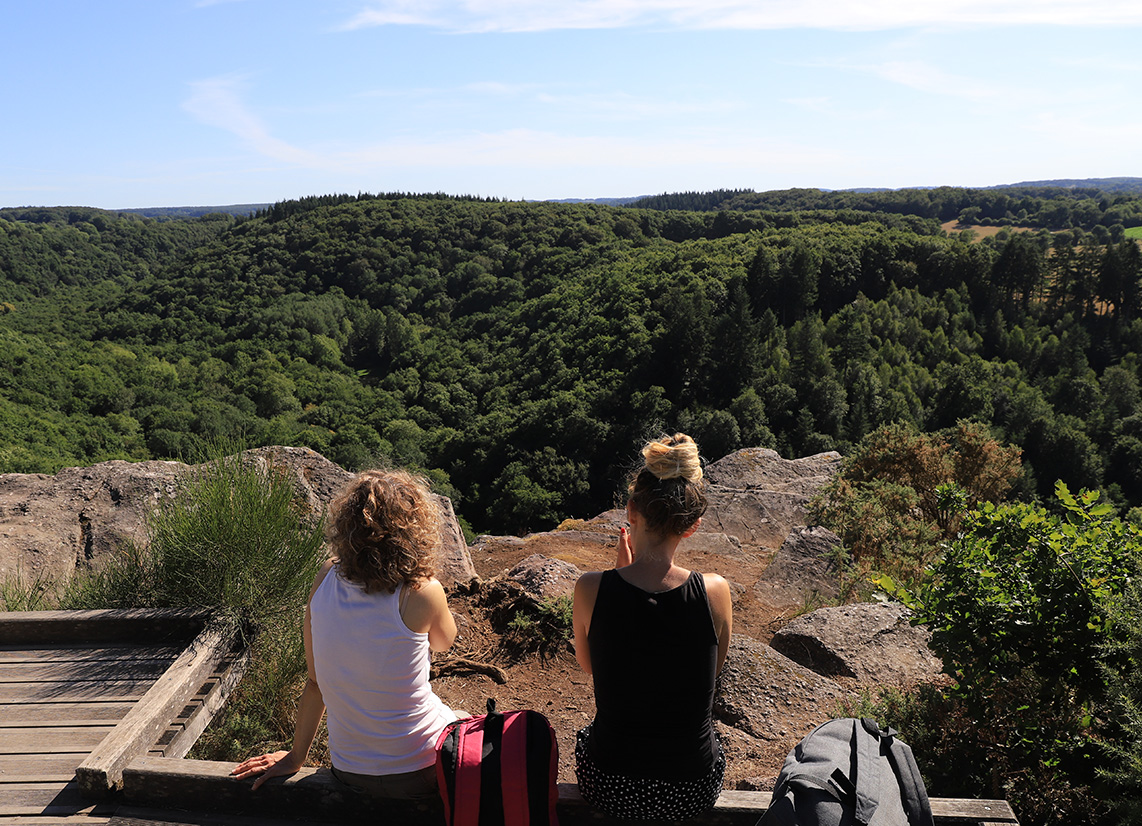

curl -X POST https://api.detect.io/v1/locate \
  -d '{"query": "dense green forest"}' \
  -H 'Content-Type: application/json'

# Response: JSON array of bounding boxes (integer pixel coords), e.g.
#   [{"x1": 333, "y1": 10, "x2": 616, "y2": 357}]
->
[{"x1": 3, "y1": 186, "x2": 1142, "y2": 536}]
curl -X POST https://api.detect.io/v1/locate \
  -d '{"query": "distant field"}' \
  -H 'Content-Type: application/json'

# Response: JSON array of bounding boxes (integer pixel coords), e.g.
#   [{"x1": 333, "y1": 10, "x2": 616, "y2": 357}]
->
[
  {"x1": 940, "y1": 220, "x2": 1035, "y2": 240},
  {"x1": 1126, "y1": 226, "x2": 1142, "y2": 240}
]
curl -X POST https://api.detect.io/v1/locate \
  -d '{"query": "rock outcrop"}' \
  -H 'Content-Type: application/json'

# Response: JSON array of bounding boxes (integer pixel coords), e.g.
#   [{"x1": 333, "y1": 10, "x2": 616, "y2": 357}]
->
[
  {"x1": 715, "y1": 634, "x2": 852, "y2": 741},
  {"x1": 752, "y1": 526, "x2": 845, "y2": 612},
  {"x1": 0, "y1": 447, "x2": 476, "y2": 588},
  {"x1": 504, "y1": 553, "x2": 582, "y2": 604},
  {"x1": 701, "y1": 449, "x2": 842, "y2": 557},
  {"x1": 770, "y1": 602, "x2": 944, "y2": 685}
]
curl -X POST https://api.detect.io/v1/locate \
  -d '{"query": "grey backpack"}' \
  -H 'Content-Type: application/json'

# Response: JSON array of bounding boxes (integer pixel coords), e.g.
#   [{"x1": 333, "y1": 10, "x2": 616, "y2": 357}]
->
[{"x1": 759, "y1": 718, "x2": 934, "y2": 826}]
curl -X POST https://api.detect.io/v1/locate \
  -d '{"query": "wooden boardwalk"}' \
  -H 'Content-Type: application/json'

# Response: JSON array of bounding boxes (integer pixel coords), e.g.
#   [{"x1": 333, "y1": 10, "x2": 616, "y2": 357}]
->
[
  {"x1": 1, "y1": 641, "x2": 178, "y2": 825},
  {"x1": 0, "y1": 611, "x2": 241, "y2": 826}
]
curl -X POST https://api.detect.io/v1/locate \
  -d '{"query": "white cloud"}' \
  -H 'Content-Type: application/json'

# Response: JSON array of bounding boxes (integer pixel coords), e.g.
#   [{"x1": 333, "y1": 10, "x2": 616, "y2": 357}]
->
[
  {"x1": 864, "y1": 60, "x2": 1000, "y2": 101},
  {"x1": 182, "y1": 76, "x2": 329, "y2": 168},
  {"x1": 339, "y1": 0, "x2": 1142, "y2": 33},
  {"x1": 341, "y1": 128, "x2": 837, "y2": 171}
]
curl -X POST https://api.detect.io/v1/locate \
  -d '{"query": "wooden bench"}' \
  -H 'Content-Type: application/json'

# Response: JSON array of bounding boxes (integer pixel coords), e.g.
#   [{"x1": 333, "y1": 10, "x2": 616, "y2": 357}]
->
[{"x1": 120, "y1": 756, "x2": 1020, "y2": 825}]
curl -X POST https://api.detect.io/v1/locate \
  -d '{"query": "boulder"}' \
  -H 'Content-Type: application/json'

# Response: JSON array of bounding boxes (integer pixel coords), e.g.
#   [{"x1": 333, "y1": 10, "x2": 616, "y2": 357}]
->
[
  {"x1": 770, "y1": 602, "x2": 944, "y2": 686},
  {"x1": 752, "y1": 526, "x2": 844, "y2": 612},
  {"x1": 0, "y1": 459, "x2": 185, "y2": 584},
  {"x1": 705, "y1": 449, "x2": 842, "y2": 496},
  {"x1": 715, "y1": 634, "x2": 852, "y2": 741},
  {"x1": 505, "y1": 553, "x2": 582, "y2": 603},
  {"x1": 434, "y1": 496, "x2": 477, "y2": 587}
]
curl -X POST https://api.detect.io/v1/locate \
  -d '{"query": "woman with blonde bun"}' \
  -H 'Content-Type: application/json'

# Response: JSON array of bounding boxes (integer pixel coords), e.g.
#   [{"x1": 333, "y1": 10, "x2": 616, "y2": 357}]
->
[
  {"x1": 231, "y1": 469, "x2": 461, "y2": 799},
  {"x1": 572, "y1": 434, "x2": 733, "y2": 820}
]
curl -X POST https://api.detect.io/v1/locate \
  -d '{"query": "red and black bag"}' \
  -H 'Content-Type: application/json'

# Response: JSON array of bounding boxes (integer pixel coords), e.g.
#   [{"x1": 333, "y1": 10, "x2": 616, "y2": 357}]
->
[{"x1": 435, "y1": 698, "x2": 560, "y2": 826}]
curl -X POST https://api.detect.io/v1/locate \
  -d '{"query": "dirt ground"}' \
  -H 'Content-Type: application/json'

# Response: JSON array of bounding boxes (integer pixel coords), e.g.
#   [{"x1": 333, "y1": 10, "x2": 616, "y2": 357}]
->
[{"x1": 426, "y1": 532, "x2": 834, "y2": 791}]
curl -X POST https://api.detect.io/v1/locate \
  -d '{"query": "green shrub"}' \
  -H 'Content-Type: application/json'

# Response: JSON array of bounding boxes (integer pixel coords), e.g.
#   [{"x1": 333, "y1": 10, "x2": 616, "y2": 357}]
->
[
  {"x1": 62, "y1": 450, "x2": 325, "y2": 630},
  {"x1": 0, "y1": 567, "x2": 58, "y2": 611},
  {"x1": 1100, "y1": 571, "x2": 1142, "y2": 822},
  {"x1": 875, "y1": 482, "x2": 1141, "y2": 824},
  {"x1": 504, "y1": 595, "x2": 573, "y2": 658}
]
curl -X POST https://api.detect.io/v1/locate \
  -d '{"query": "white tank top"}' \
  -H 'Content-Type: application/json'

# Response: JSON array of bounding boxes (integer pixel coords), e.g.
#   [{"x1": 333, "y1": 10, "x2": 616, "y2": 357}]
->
[{"x1": 309, "y1": 567, "x2": 456, "y2": 774}]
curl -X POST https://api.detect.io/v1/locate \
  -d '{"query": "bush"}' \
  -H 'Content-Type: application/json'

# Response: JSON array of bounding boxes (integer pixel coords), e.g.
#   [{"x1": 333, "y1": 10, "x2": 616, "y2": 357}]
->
[
  {"x1": 812, "y1": 420, "x2": 1022, "y2": 587},
  {"x1": 876, "y1": 482, "x2": 1141, "y2": 824},
  {"x1": 504, "y1": 595, "x2": 574, "y2": 659},
  {"x1": 1100, "y1": 570, "x2": 1142, "y2": 822},
  {"x1": 63, "y1": 450, "x2": 325, "y2": 630}
]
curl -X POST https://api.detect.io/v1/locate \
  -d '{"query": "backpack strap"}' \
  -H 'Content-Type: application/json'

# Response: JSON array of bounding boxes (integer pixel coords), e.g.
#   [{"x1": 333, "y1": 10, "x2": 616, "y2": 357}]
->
[
  {"x1": 454, "y1": 717, "x2": 485, "y2": 826},
  {"x1": 499, "y1": 711, "x2": 531, "y2": 826},
  {"x1": 853, "y1": 718, "x2": 882, "y2": 826},
  {"x1": 883, "y1": 737, "x2": 935, "y2": 826}
]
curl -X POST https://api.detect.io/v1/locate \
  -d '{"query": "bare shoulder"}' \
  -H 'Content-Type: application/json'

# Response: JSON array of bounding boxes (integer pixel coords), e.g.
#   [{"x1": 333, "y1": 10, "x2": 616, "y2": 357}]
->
[
  {"x1": 702, "y1": 572, "x2": 730, "y2": 594},
  {"x1": 308, "y1": 559, "x2": 336, "y2": 599},
  {"x1": 702, "y1": 572, "x2": 733, "y2": 609},
  {"x1": 574, "y1": 570, "x2": 604, "y2": 596},
  {"x1": 408, "y1": 577, "x2": 447, "y2": 602}
]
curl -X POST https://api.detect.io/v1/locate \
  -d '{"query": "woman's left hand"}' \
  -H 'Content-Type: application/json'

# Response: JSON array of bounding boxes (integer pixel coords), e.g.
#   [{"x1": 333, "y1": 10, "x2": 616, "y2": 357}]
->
[
  {"x1": 230, "y1": 750, "x2": 300, "y2": 790},
  {"x1": 616, "y1": 526, "x2": 633, "y2": 568}
]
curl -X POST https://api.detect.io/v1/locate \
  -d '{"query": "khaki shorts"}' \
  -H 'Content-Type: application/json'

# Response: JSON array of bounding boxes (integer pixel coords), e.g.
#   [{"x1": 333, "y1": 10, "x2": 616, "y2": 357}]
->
[{"x1": 331, "y1": 764, "x2": 438, "y2": 800}]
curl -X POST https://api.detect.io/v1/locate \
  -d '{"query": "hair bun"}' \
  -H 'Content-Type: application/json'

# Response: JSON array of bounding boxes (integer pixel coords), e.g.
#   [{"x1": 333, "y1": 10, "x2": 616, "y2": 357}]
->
[{"x1": 642, "y1": 433, "x2": 703, "y2": 483}]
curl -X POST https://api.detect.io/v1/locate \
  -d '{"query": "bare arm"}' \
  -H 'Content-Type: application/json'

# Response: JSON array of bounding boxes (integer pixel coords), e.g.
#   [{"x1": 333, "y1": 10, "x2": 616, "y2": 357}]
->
[
  {"x1": 232, "y1": 561, "x2": 333, "y2": 788},
  {"x1": 401, "y1": 577, "x2": 458, "y2": 652},
  {"x1": 704, "y1": 573, "x2": 733, "y2": 674},
  {"x1": 572, "y1": 572, "x2": 601, "y2": 675}
]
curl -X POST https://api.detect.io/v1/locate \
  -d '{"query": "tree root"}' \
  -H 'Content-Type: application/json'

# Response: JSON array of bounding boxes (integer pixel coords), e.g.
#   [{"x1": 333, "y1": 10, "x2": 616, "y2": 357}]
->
[{"x1": 431, "y1": 655, "x2": 508, "y2": 684}]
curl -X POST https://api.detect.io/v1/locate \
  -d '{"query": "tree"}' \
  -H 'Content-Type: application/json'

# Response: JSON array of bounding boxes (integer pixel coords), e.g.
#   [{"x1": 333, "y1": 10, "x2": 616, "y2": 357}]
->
[{"x1": 812, "y1": 421, "x2": 1022, "y2": 582}]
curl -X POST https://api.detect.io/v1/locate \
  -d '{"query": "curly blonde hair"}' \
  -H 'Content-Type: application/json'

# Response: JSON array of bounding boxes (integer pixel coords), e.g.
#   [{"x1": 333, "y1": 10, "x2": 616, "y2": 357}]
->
[{"x1": 327, "y1": 469, "x2": 441, "y2": 593}]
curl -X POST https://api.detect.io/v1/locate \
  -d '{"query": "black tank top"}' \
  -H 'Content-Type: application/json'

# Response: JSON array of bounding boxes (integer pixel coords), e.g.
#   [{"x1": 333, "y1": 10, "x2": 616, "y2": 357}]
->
[{"x1": 587, "y1": 568, "x2": 719, "y2": 781}]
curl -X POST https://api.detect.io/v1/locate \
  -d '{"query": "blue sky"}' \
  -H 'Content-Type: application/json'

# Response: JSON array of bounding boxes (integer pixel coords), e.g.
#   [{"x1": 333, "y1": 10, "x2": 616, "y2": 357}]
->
[{"x1": 3, "y1": 1, "x2": 1141, "y2": 209}]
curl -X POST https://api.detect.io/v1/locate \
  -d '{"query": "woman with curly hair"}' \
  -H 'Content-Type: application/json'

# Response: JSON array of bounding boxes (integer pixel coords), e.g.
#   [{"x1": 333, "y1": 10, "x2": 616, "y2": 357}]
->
[
  {"x1": 232, "y1": 469, "x2": 461, "y2": 799},
  {"x1": 572, "y1": 434, "x2": 733, "y2": 821}
]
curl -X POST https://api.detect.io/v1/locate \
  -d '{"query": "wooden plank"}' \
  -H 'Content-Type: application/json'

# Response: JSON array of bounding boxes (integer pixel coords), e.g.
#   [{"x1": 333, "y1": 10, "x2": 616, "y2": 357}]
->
[
  {"x1": 0, "y1": 719, "x2": 129, "y2": 729},
  {"x1": 0, "y1": 753, "x2": 86, "y2": 774},
  {"x1": 0, "y1": 818, "x2": 111, "y2": 826},
  {"x1": 0, "y1": 610, "x2": 210, "y2": 646},
  {"x1": 76, "y1": 624, "x2": 237, "y2": 797},
  {"x1": 111, "y1": 807, "x2": 346, "y2": 826},
  {"x1": 0, "y1": 646, "x2": 181, "y2": 664},
  {"x1": 0, "y1": 726, "x2": 113, "y2": 754},
  {"x1": 0, "y1": 681, "x2": 155, "y2": 702},
  {"x1": 0, "y1": 702, "x2": 135, "y2": 722},
  {"x1": 0, "y1": 660, "x2": 172, "y2": 682},
  {"x1": 0, "y1": 781, "x2": 88, "y2": 808},
  {"x1": 122, "y1": 757, "x2": 442, "y2": 822},
  {"x1": 0, "y1": 807, "x2": 102, "y2": 818},
  {"x1": 0, "y1": 820, "x2": 110, "y2": 826}
]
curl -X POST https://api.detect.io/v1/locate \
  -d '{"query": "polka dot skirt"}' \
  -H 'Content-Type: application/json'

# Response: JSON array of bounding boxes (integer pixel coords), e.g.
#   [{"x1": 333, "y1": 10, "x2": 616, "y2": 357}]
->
[{"x1": 574, "y1": 724, "x2": 725, "y2": 821}]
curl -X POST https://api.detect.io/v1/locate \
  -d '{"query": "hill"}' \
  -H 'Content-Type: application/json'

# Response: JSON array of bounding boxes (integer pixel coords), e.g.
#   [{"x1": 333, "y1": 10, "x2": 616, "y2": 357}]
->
[{"x1": 3, "y1": 192, "x2": 1142, "y2": 536}]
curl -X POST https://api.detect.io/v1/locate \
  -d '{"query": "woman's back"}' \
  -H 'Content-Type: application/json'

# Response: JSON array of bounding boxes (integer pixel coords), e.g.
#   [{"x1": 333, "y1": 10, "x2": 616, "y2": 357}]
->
[
  {"x1": 587, "y1": 568, "x2": 719, "y2": 781},
  {"x1": 310, "y1": 568, "x2": 454, "y2": 775}
]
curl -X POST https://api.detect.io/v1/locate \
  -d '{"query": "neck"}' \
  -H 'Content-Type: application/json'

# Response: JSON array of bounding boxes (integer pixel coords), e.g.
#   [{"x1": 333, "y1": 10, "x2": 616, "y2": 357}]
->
[{"x1": 630, "y1": 529, "x2": 682, "y2": 569}]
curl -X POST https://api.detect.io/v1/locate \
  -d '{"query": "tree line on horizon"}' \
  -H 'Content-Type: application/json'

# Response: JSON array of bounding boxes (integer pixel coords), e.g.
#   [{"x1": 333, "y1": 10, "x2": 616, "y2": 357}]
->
[{"x1": 3, "y1": 188, "x2": 1142, "y2": 535}]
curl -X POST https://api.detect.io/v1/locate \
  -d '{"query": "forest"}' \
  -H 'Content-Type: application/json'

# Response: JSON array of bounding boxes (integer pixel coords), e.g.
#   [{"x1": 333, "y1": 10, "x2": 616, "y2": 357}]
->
[{"x1": 3, "y1": 185, "x2": 1142, "y2": 537}]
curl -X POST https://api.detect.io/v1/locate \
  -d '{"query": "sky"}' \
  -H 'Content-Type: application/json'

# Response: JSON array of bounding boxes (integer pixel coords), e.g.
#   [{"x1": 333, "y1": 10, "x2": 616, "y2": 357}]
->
[{"x1": 2, "y1": 1, "x2": 1141, "y2": 209}]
